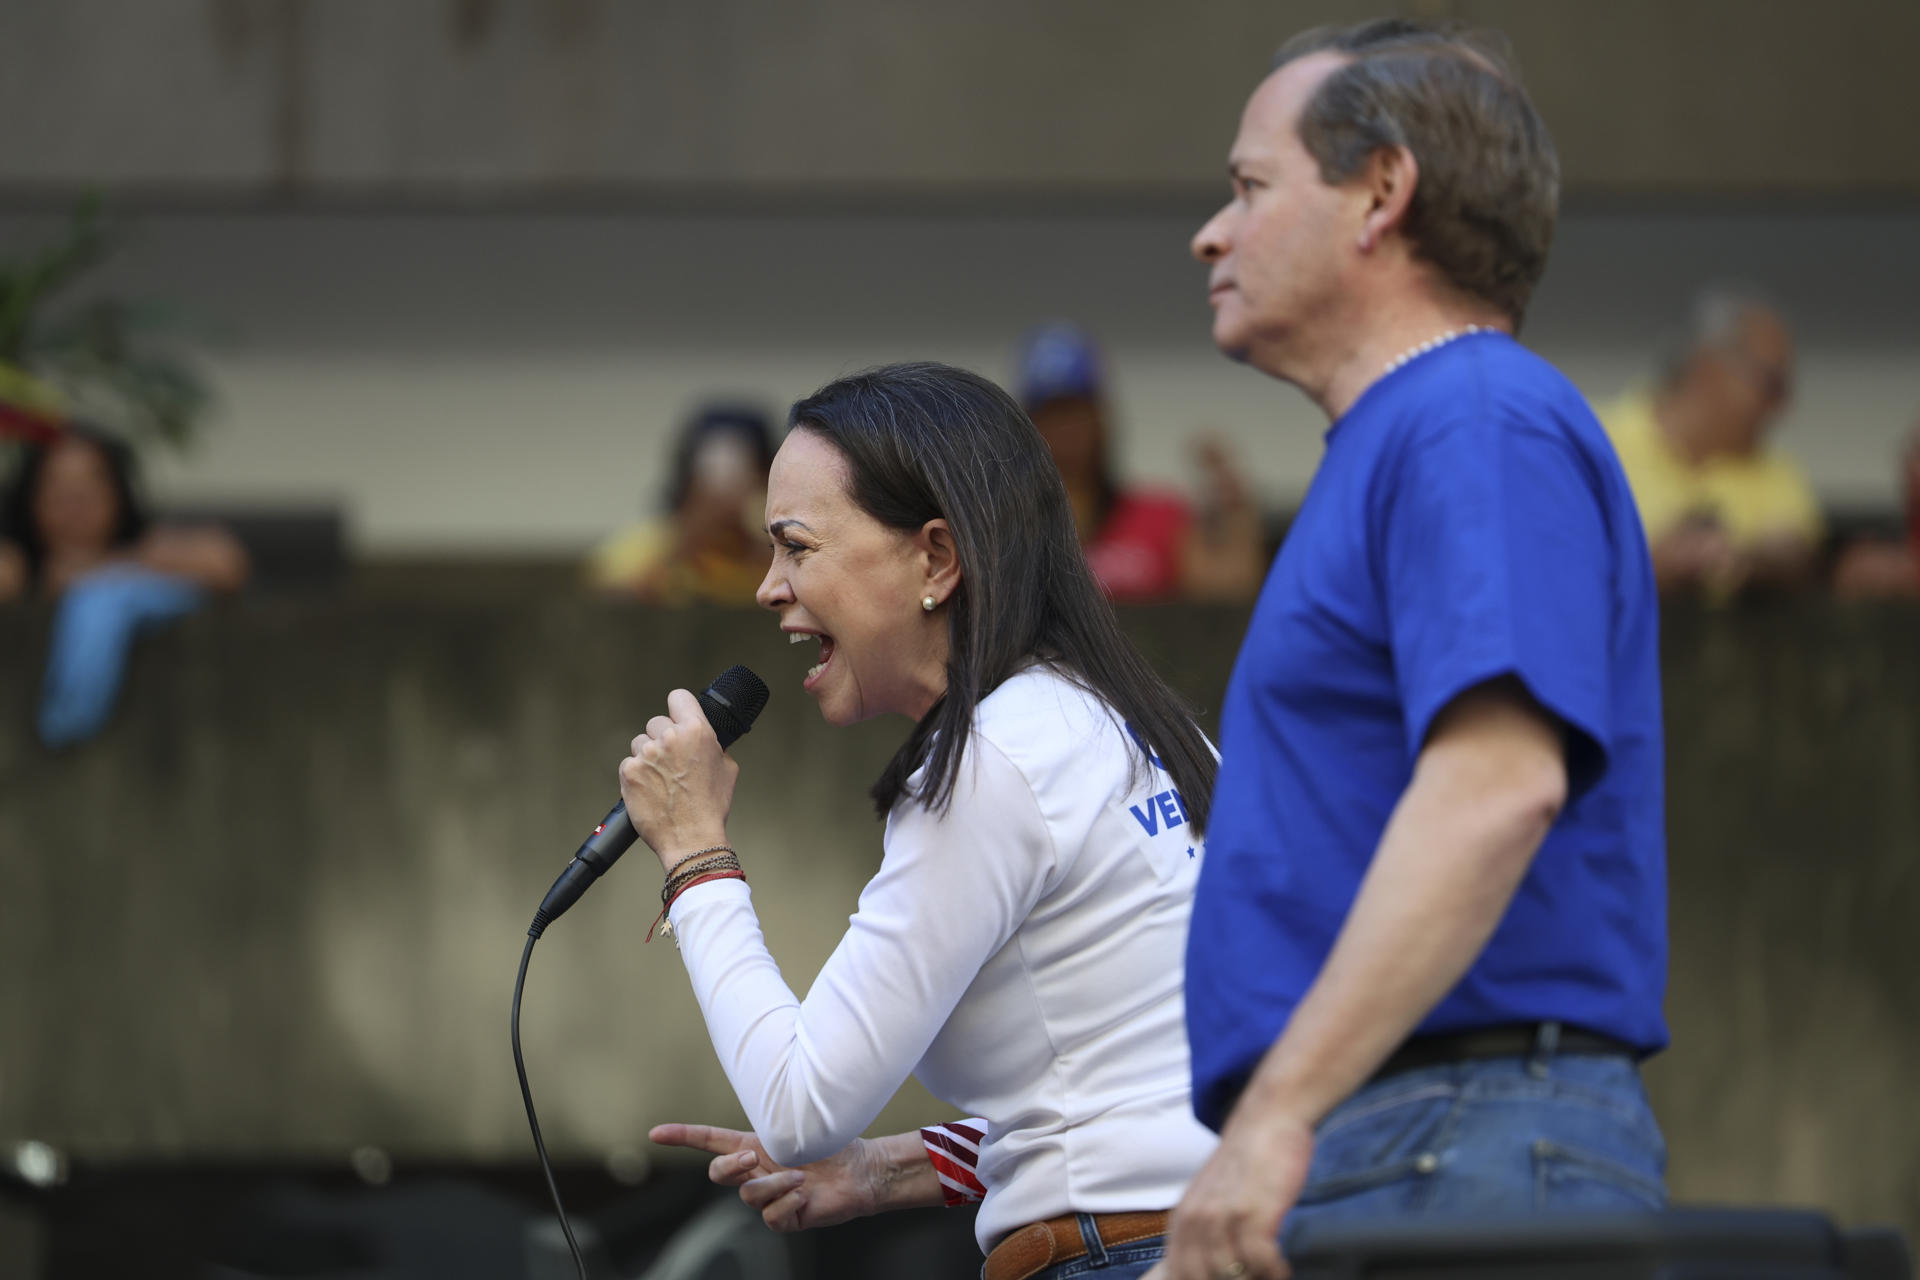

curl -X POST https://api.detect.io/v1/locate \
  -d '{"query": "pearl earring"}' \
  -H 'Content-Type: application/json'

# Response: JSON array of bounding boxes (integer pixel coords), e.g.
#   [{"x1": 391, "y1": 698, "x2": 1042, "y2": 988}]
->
[{"x1": 922, "y1": 595, "x2": 936, "y2": 612}]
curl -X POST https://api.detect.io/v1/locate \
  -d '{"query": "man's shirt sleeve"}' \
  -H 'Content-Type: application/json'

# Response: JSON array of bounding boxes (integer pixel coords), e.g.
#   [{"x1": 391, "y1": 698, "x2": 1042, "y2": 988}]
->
[{"x1": 1376, "y1": 416, "x2": 1616, "y2": 793}]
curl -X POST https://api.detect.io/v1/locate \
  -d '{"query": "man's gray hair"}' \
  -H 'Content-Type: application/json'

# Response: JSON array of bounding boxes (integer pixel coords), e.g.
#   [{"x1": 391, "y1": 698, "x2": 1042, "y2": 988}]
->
[{"x1": 1659, "y1": 283, "x2": 1786, "y2": 384}]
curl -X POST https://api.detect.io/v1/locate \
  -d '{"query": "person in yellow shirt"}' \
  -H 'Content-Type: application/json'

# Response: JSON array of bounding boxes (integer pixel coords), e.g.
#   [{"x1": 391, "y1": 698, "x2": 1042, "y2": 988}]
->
[
  {"x1": 1598, "y1": 289, "x2": 1821, "y2": 594},
  {"x1": 586, "y1": 403, "x2": 775, "y2": 604}
]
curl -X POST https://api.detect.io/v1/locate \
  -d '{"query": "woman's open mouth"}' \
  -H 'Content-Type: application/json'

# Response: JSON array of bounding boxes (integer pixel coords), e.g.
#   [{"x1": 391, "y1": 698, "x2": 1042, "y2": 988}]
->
[{"x1": 789, "y1": 629, "x2": 835, "y2": 690}]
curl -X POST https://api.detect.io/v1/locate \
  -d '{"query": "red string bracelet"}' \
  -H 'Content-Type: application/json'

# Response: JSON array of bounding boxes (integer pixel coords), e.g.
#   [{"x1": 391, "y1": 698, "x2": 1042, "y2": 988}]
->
[{"x1": 647, "y1": 869, "x2": 746, "y2": 944}]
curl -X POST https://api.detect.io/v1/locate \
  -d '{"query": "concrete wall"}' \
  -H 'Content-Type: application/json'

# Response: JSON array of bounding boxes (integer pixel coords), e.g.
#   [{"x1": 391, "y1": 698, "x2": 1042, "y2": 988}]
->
[
  {"x1": 1, "y1": 206, "x2": 1916, "y2": 553},
  {"x1": 5, "y1": 0, "x2": 1919, "y2": 193},
  {"x1": 0, "y1": 600, "x2": 1916, "y2": 1242}
]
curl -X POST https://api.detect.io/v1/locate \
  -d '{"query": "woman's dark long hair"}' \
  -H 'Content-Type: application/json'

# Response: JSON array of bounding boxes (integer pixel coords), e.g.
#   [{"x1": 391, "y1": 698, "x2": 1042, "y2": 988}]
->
[
  {"x1": 788, "y1": 361, "x2": 1216, "y2": 832},
  {"x1": 0, "y1": 423, "x2": 148, "y2": 583}
]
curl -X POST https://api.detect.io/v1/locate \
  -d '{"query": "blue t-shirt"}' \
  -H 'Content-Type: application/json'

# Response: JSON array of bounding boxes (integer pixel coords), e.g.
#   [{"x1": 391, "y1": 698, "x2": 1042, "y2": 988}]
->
[{"x1": 1186, "y1": 331, "x2": 1668, "y2": 1131}]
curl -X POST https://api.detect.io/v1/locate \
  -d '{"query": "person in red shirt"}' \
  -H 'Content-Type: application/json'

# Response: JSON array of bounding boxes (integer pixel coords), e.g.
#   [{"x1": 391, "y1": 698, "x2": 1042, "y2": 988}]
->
[{"x1": 1015, "y1": 322, "x2": 1264, "y2": 602}]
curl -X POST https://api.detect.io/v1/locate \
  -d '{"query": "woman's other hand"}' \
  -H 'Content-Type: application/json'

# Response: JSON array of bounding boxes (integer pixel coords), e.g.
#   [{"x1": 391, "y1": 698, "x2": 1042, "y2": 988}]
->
[
  {"x1": 649, "y1": 1123, "x2": 889, "y2": 1231},
  {"x1": 620, "y1": 688, "x2": 738, "y2": 870}
]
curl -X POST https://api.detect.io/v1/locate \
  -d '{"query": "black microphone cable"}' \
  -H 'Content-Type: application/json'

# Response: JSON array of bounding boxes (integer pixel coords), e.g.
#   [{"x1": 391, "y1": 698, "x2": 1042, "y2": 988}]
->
[
  {"x1": 513, "y1": 931, "x2": 589, "y2": 1280},
  {"x1": 511, "y1": 666, "x2": 770, "y2": 1280}
]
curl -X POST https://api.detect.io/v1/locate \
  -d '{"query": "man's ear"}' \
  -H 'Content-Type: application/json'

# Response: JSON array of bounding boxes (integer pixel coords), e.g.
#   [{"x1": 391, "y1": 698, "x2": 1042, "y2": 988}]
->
[
  {"x1": 1356, "y1": 145, "x2": 1419, "y2": 253},
  {"x1": 916, "y1": 519, "x2": 963, "y2": 603}
]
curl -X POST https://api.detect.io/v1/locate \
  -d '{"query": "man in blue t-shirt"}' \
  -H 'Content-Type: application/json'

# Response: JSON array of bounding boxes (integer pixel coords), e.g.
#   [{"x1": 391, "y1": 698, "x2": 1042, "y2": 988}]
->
[{"x1": 1151, "y1": 20, "x2": 1667, "y2": 1280}]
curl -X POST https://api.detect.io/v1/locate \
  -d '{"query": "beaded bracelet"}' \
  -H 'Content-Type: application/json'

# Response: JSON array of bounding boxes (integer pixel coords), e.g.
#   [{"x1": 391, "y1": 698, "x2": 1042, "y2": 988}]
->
[
  {"x1": 648, "y1": 871, "x2": 745, "y2": 946},
  {"x1": 649, "y1": 853, "x2": 746, "y2": 946},
  {"x1": 660, "y1": 852, "x2": 742, "y2": 904},
  {"x1": 661, "y1": 844, "x2": 735, "y2": 879},
  {"x1": 662, "y1": 848, "x2": 737, "y2": 884}
]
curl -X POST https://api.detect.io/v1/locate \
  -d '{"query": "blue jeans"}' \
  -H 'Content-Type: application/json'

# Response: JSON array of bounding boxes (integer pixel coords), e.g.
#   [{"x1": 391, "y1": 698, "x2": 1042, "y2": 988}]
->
[
  {"x1": 1280, "y1": 1051, "x2": 1666, "y2": 1254},
  {"x1": 993, "y1": 1214, "x2": 1166, "y2": 1280}
]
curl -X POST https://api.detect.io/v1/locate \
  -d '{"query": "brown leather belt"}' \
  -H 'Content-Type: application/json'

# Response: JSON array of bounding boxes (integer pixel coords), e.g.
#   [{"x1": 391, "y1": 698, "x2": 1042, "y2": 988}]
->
[{"x1": 983, "y1": 1211, "x2": 1170, "y2": 1280}]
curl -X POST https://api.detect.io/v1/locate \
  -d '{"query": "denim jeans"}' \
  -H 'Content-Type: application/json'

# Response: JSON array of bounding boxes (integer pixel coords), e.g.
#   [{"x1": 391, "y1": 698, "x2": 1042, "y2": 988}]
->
[
  {"x1": 1279, "y1": 1051, "x2": 1667, "y2": 1254},
  {"x1": 989, "y1": 1213, "x2": 1167, "y2": 1280}
]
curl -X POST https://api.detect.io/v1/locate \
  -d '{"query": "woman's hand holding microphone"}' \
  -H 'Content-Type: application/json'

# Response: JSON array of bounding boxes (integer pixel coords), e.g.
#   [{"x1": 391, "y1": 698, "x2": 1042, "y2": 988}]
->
[{"x1": 619, "y1": 688, "x2": 741, "y2": 872}]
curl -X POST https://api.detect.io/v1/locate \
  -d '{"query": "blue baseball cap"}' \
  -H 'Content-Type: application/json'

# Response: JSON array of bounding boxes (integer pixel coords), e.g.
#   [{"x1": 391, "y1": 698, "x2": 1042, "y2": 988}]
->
[{"x1": 1014, "y1": 322, "x2": 1105, "y2": 410}]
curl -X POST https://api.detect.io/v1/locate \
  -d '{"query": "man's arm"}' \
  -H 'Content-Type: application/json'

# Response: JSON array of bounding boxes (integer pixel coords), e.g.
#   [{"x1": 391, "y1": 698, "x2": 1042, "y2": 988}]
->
[
  {"x1": 136, "y1": 525, "x2": 251, "y2": 592},
  {"x1": 1647, "y1": 519, "x2": 1736, "y2": 592},
  {"x1": 1151, "y1": 676, "x2": 1567, "y2": 1280},
  {"x1": 1180, "y1": 434, "x2": 1268, "y2": 602},
  {"x1": 1229, "y1": 676, "x2": 1566, "y2": 1125},
  {"x1": 1736, "y1": 528, "x2": 1817, "y2": 589},
  {"x1": 1744, "y1": 458, "x2": 1826, "y2": 590}
]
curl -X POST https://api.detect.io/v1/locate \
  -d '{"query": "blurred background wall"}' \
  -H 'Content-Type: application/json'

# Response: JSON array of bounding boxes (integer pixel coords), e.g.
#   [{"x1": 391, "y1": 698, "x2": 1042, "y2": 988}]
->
[{"x1": 7, "y1": 0, "x2": 1918, "y2": 191}]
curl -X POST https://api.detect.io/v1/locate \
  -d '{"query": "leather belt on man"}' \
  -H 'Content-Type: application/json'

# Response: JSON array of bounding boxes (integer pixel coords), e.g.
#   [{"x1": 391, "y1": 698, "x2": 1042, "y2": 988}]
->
[
  {"x1": 1369, "y1": 1021, "x2": 1640, "y2": 1085},
  {"x1": 983, "y1": 1211, "x2": 1170, "y2": 1280},
  {"x1": 1213, "y1": 1021, "x2": 1640, "y2": 1121}
]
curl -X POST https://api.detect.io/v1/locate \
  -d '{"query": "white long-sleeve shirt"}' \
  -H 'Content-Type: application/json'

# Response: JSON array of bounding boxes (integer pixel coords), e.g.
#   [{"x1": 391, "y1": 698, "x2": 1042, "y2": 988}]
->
[{"x1": 668, "y1": 665, "x2": 1217, "y2": 1250}]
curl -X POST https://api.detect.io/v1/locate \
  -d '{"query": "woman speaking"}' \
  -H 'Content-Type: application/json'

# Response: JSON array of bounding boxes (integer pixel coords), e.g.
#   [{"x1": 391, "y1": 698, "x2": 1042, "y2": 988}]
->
[{"x1": 618, "y1": 362, "x2": 1217, "y2": 1280}]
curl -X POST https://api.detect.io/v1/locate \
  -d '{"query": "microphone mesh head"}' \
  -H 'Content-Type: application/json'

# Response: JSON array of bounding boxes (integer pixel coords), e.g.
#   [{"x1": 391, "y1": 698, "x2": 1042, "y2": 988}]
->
[{"x1": 700, "y1": 665, "x2": 771, "y2": 749}]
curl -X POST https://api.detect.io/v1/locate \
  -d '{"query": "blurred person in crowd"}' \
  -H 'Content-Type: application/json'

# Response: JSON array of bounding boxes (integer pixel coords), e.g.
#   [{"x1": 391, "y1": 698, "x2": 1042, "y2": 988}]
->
[
  {"x1": 628, "y1": 363, "x2": 1218, "y2": 1280},
  {"x1": 1832, "y1": 416, "x2": 1920, "y2": 599},
  {"x1": 1016, "y1": 322, "x2": 1266, "y2": 602},
  {"x1": 586, "y1": 402, "x2": 776, "y2": 605},
  {"x1": 1158, "y1": 20, "x2": 1665, "y2": 1280},
  {"x1": 1598, "y1": 287, "x2": 1821, "y2": 594},
  {"x1": 0, "y1": 423, "x2": 247, "y2": 745},
  {"x1": 0, "y1": 423, "x2": 248, "y2": 599}
]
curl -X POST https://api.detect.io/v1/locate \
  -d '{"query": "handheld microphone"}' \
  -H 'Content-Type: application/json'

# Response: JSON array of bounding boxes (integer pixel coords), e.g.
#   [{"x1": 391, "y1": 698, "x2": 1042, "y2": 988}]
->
[{"x1": 530, "y1": 664, "x2": 770, "y2": 936}]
